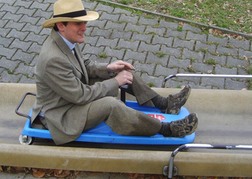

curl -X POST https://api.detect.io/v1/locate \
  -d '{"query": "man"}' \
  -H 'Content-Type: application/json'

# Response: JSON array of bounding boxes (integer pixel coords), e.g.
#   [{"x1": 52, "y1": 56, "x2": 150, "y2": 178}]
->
[{"x1": 32, "y1": 0, "x2": 198, "y2": 145}]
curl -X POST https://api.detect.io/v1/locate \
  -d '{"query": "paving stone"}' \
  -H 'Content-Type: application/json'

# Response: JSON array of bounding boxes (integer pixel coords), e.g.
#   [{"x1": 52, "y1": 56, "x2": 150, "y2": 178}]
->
[
  {"x1": 119, "y1": 14, "x2": 139, "y2": 24},
  {"x1": 125, "y1": 23, "x2": 146, "y2": 33},
  {"x1": 100, "y1": 12, "x2": 120, "y2": 21},
  {"x1": 173, "y1": 38, "x2": 195, "y2": 50},
  {"x1": 146, "y1": 52, "x2": 169, "y2": 66},
  {"x1": 34, "y1": 9, "x2": 52, "y2": 19},
  {"x1": 85, "y1": 36, "x2": 99, "y2": 46},
  {"x1": 82, "y1": 44, "x2": 105, "y2": 55},
  {"x1": 10, "y1": 39, "x2": 32, "y2": 51},
  {"x1": 7, "y1": 29, "x2": 28, "y2": 41},
  {"x1": 0, "y1": 36, "x2": 14, "y2": 48},
  {"x1": 182, "y1": 48, "x2": 204, "y2": 62},
  {"x1": 225, "y1": 78, "x2": 247, "y2": 90},
  {"x1": 239, "y1": 49, "x2": 252, "y2": 60},
  {"x1": 183, "y1": 23, "x2": 202, "y2": 33},
  {"x1": 208, "y1": 34, "x2": 228, "y2": 46},
  {"x1": 118, "y1": 39, "x2": 140, "y2": 51},
  {"x1": 2, "y1": 12, "x2": 22, "y2": 22},
  {"x1": 145, "y1": 26, "x2": 166, "y2": 36},
  {"x1": 1, "y1": 3, "x2": 19, "y2": 13},
  {"x1": 140, "y1": 72, "x2": 164, "y2": 87},
  {"x1": 124, "y1": 50, "x2": 147, "y2": 63},
  {"x1": 193, "y1": 63, "x2": 214, "y2": 73},
  {"x1": 95, "y1": 3, "x2": 114, "y2": 13},
  {"x1": 168, "y1": 56, "x2": 191, "y2": 70},
  {"x1": 113, "y1": 7, "x2": 132, "y2": 15},
  {"x1": 0, "y1": 57, "x2": 19, "y2": 71},
  {"x1": 88, "y1": 19, "x2": 107, "y2": 29},
  {"x1": 228, "y1": 37, "x2": 250, "y2": 50},
  {"x1": 215, "y1": 64, "x2": 237, "y2": 75},
  {"x1": 154, "y1": 64, "x2": 178, "y2": 77},
  {"x1": 132, "y1": 32, "x2": 152, "y2": 44},
  {"x1": 161, "y1": 45, "x2": 182, "y2": 58},
  {"x1": 25, "y1": 32, "x2": 47, "y2": 45},
  {"x1": 91, "y1": 27, "x2": 112, "y2": 38},
  {"x1": 12, "y1": 49, "x2": 36, "y2": 65},
  {"x1": 104, "y1": 46, "x2": 125, "y2": 60},
  {"x1": 152, "y1": 35, "x2": 173, "y2": 47},
  {"x1": 85, "y1": 0, "x2": 98, "y2": 10},
  {"x1": 166, "y1": 29, "x2": 186, "y2": 39},
  {"x1": 0, "y1": 44, "x2": 17, "y2": 59},
  {"x1": 201, "y1": 77, "x2": 225, "y2": 89},
  {"x1": 0, "y1": 18, "x2": 8, "y2": 28},
  {"x1": 105, "y1": 21, "x2": 126, "y2": 31},
  {"x1": 27, "y1": 42, "x2": 42, "y2": 54},
  {"x1": 19, "y1": 14, "x2": 40, "y2": 25},
  {"x1": 13, "y1": 0, "x2": 33, "y2": 8},
  {"x1": 16, "y1": 6, "x2": 36, "y2": 16},
  {"x1": 186, "y1": 31, "x2": 207, "y2": 42},
  {"x1": 138, "y1": 41, "x2": 160, "y2": 53},
  {"x1": 205, "y1": 52, "x2": 227, "y2": 66},
  {"x1": 226, "y1": 56, "x2": 248, "y2": 68},
  {"x1": 134, "y1": 61, "x2": 155, "y2": 75},
  {"x1": 30, "y1": 1, "x2": 50, "y2": 11},
  {"x1": 22, "y1": 23, "x2": 42, "y2": 34},
  {"x1": 195, "y1": 41, "x2": 216, "y2": 54},
  {"x1": 138, "y1": 16, "x2": 159, "y2": 26},
  {"x1": 111, "y1": 30, "x2": 132, "y2": 41},
  {"x1": 159, "y1": 20, "x2": 178, "y2": 30},
  {"x1": 0, "y1": 71, "x2": 22, "y2": 83},
  {"x1": 216, "y1": 46, "x2": 238, "y2": 56},
  {"x1": 5, "y1": 20, "x2": 26, "y2": 31}
]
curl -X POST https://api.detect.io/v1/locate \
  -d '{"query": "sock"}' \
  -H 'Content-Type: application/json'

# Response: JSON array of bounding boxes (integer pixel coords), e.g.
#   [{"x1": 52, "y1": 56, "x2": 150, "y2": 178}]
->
[
  {"x1": 151, "y1": 95, "x2": 168, "y2": 109},
  {"x1": 159, "y1": 122, "x2": 172, "y2": 137}
]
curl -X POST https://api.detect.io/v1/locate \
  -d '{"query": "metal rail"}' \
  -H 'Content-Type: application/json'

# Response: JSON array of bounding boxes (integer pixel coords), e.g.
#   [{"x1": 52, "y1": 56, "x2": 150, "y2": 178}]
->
[
  {"x1": 163, "y1": 143, "x2": 252, "y2": 179},
  {"x1": 162, "y1": 74, "x2": 252, "y2": 87}
]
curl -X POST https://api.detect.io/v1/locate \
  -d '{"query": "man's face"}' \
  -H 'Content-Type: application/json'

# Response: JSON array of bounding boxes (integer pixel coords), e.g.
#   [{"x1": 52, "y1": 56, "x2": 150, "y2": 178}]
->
[{"x1": 57, "y1": 21, "x2": 87, "y2": 44}]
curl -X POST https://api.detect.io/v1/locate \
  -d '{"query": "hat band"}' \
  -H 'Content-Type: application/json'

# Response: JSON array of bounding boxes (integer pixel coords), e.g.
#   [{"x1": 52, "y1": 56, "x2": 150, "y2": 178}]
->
[{"x1": 53, "y1": 10, "x2": 87, "y2": 18}]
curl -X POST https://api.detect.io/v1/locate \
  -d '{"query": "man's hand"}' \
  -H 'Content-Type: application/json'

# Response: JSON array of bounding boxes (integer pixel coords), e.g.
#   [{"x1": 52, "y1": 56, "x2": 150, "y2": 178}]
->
[
  {"x1": 114, "y1": 70, "x2": 133, "y2": 86},
  {"x1": 107, "y1": 60, "x2": 135, "y2": 73}
]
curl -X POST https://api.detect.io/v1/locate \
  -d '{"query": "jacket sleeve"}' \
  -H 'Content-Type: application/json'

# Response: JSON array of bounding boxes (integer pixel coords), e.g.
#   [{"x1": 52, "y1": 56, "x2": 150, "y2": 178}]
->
[{"x1": 42, "y1": 56, "x2": 119, "y2": 105}]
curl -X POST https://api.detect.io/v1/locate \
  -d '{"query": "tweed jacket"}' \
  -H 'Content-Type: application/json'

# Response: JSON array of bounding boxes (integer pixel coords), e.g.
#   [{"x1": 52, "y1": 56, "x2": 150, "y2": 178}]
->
[{"x1": 32, "y1": 29, "x2": 119, "y2": 145}]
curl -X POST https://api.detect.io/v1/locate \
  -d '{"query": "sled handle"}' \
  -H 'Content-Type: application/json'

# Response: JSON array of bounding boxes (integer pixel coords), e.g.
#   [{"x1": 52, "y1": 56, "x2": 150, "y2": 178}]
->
[
  {"x1": 162, "y1": 73, "x2": 252, "y2": 87},
  {"x1": 15, "y1": 92, "x2": 36, "y2": 119},
  {"x1": 163, "y1": 143, "x2": 252, "y2": 178}
]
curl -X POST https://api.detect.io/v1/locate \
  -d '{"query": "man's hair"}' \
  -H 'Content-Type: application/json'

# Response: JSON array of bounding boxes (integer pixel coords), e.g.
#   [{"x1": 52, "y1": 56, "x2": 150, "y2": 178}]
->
[{"x1": 53, "y1": 22, "x2": 68, "y2": 31}]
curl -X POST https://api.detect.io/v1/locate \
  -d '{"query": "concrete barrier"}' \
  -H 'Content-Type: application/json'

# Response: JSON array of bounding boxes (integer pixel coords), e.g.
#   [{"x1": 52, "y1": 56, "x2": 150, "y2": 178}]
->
[{"x1": 0, "y1": 83, "x2": 252, "y2": 177}]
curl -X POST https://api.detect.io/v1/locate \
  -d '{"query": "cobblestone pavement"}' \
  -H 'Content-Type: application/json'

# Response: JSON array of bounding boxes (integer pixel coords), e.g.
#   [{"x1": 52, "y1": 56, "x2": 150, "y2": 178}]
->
[{"x1": 0, "y1": 0, "x2": 252, "y2": 89}]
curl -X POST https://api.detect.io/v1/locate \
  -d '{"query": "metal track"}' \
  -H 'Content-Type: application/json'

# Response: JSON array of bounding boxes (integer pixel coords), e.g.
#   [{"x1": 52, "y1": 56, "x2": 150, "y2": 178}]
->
[{"x1": 162, "y1": 73, "x2": 252, "y2": 87}]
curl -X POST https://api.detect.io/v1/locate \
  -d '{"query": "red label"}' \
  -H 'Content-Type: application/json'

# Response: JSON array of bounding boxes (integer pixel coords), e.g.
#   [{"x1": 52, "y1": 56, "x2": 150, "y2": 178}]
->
[{"x1": 147, "y1": 114, "x2": 165, "y2": 121}]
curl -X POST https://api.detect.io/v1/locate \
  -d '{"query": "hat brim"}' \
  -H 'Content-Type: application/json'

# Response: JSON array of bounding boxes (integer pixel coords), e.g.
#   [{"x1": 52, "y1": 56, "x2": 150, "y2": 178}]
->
[{"x1": 42, "y1": 11, "x2": 99, "y2": 28}]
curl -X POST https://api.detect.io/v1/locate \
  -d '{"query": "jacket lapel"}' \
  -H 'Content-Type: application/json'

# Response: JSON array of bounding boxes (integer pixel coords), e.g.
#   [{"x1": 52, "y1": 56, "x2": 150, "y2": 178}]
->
[{"x1": 51, "y1": 30, "x2": 89, "y2": 84}]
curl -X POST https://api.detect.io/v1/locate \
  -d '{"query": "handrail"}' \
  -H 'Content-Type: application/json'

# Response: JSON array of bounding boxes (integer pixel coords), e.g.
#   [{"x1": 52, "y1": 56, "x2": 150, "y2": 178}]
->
[
  {"x1": 162, "y1": 74, "x2": 252, "y2": 87},
  {"x1": 15, "y1": 92, "x2": 36, "y2": 119},
  {"x1": 163, "y1": 143, "x2": 252, "y2": 178}
]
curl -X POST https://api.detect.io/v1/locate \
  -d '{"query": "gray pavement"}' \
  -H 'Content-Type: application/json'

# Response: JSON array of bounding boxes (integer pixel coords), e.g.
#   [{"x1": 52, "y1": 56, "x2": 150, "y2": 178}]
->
[{"x1": 0, "y1": 0, "x2": 252, "y2": 90}]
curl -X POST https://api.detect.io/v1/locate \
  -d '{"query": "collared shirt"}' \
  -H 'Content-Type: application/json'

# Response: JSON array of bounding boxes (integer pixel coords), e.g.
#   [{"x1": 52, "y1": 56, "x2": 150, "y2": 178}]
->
[{"x1": 57, "y1": 32, "x2": 76, "y2": 51}]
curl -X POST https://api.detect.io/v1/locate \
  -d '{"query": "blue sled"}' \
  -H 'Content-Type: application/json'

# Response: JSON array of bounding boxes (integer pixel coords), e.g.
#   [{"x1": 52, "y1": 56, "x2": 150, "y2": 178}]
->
[{"x1": 19, "y1": 100, "x2": 195, "y2": 145}]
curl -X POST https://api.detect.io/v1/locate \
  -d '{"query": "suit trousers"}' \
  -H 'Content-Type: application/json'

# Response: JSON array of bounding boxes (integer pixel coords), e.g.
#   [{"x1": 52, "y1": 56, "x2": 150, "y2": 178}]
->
[
  {"x1": 83, "y1": 97, "x2": 161, "y2": 136},
  {"x1": 83, "y1": 74, "x2": 162, "y2": 136}
]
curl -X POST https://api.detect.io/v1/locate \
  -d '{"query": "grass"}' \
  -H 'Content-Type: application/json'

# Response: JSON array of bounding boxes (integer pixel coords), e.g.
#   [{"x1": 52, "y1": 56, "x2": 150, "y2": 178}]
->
[{"x1": 110, "y1": 0, "x2": 252, "y2": 34}]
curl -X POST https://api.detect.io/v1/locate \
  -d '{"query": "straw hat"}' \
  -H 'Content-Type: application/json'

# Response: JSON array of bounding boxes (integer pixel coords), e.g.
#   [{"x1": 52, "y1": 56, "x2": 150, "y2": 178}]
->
[{"x1": 43, "y1": 0, "x2": 99, "y2": 28}]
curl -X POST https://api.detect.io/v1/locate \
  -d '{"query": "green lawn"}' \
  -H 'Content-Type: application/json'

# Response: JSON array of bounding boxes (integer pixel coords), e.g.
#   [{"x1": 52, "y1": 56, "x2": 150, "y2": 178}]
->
[{"x1": 111, "y1": 0, "x2": 252, "y2": 34}]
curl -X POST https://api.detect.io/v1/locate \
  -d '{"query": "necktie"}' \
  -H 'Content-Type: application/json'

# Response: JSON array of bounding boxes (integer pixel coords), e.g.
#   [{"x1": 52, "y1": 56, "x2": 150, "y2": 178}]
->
[{"x1": 72, "y1": 48, "x2": 86, "y2": 83}]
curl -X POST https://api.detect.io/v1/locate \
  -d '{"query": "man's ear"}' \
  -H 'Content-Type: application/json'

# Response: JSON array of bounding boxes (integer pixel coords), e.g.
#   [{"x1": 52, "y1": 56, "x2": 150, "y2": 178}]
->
[{"x1": 55, "y1": 22, "x2": 65, "y2": 31}]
